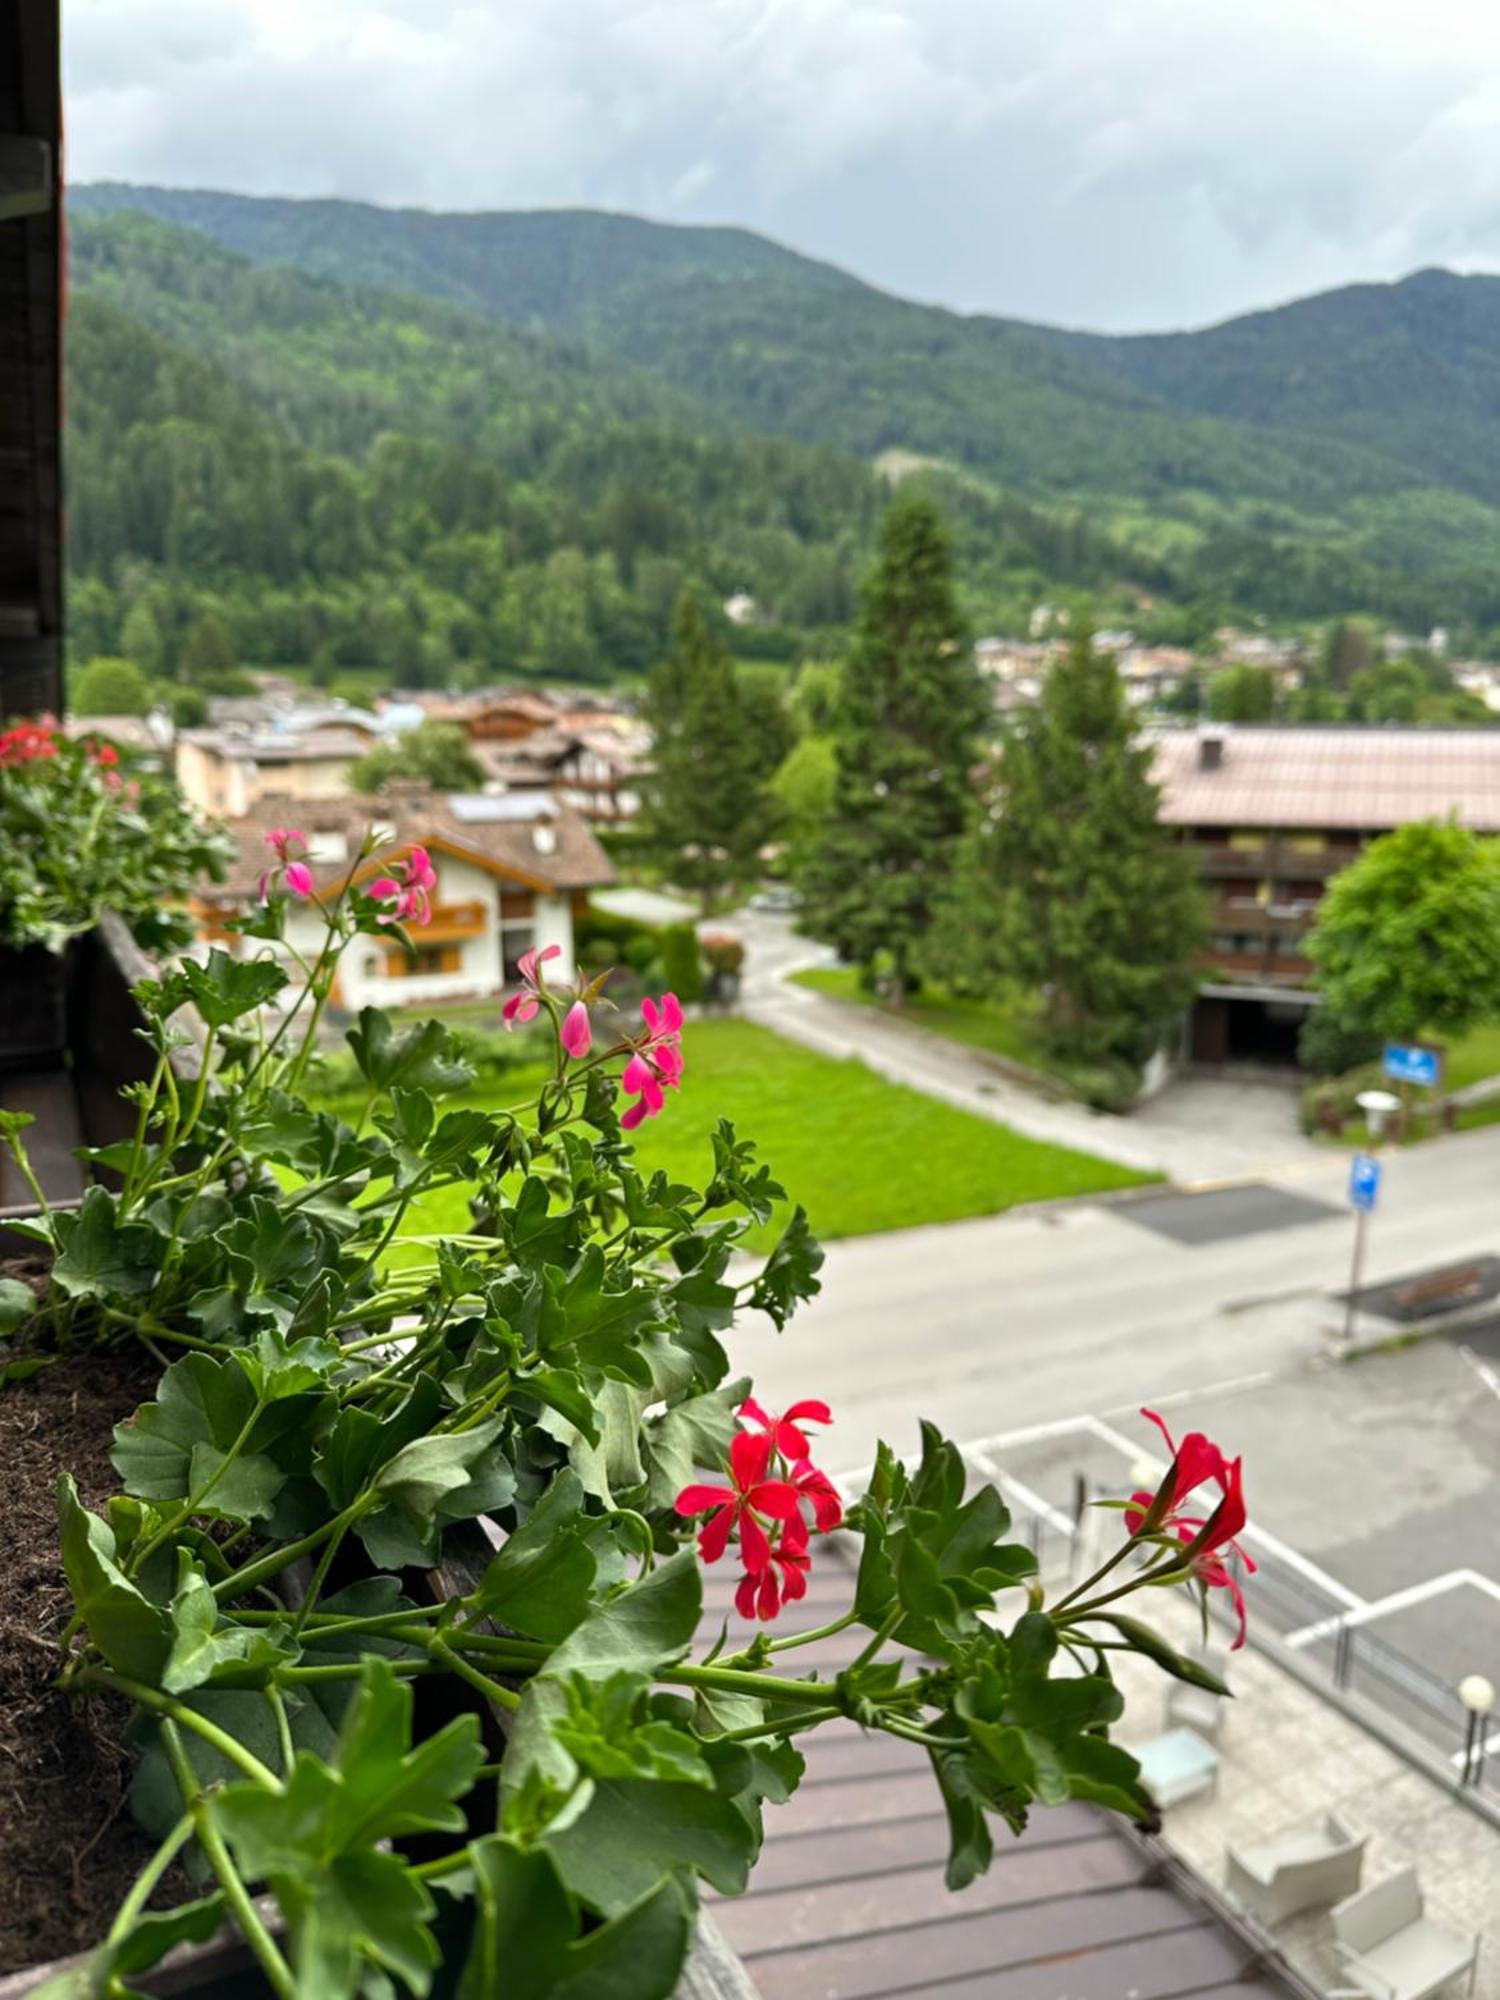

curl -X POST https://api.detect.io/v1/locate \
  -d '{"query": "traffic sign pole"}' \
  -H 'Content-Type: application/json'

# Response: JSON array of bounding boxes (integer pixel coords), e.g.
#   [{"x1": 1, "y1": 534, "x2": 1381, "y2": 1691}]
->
[{"x1": 1343, "y1": 1203, "x2": 1369, "y2": 1346}]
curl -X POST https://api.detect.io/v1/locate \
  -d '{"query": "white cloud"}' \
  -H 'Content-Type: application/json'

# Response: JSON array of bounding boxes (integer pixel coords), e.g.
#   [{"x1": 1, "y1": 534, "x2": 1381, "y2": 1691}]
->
[{"x1": 62, "y1": 0, "x2": 1500, "y2": 329}]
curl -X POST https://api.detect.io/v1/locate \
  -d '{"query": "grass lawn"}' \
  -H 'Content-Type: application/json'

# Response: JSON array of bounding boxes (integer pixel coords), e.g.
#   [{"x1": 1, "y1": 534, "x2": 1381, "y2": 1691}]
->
[
  {"x1": 789, "y1": 968, "x2": 1057, "y2": 1076},
  {"x1": 1438, "y1": 1022, "x2": 1500, "y2": 1094},
  {"x1": 353, "y1": 1018, "x2": 1151, "y2": 1260}
]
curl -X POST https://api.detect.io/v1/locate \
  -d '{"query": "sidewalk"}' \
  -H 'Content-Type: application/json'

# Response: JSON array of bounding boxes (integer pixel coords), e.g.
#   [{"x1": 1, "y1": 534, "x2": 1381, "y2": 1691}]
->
[{"x1": 1113, "y1": 1591, "x2": 1500, "y2": 1998}]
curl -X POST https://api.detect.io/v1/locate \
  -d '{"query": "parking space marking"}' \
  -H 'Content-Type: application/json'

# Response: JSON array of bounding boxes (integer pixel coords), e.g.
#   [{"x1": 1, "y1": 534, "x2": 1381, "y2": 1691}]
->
[
  {"x1": 1284, "y1": 1568, "x2": 1500, "y2": 1650},
  {"x1": 1458, "y1": 1343, "x2": 1500, "y2": 1400}
]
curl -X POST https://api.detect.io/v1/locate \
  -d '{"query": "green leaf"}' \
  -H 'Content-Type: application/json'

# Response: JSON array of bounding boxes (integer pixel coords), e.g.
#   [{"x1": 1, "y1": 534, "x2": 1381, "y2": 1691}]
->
[
  {"x1": 345, "y1": 1008, "x2": 473, "y2": 1095},
  {"x1": 50, "y1": 1186, "x2": 161, "y2": 1301},
  {"x1": 545, "y1": 1773, "x2": 757, "y2": 1914},
  {"x1": 110, "y1": 1351, "x2": 326, "y2": 1524},
  {"x1": 552, "y1": 1673, "x2": 714, "y2": 1789},
  {"x1": 1061, "y1": 1733, "x2": 1155, "y2": 1821},
  {"x1": 473, "y1": 1470, "x2": 598, "y2": 1643},
  {"x1": 57, "y1": 1473, "x2": 172, "y2": 1683},
  {"x1": 212, "y1": 1659, "x2": 484, "y2": 2000},
  {"x1": 522, "y1": 1367, "x2": 603, "y2": 1448},
  {"x1": 29, "y1": 1893, "x2": 228, "y2": 1999},
  {"x1": 0, "y1": 1275, "x2": 35, "y2": 1333},
  {"x1": 747, "y1": 1204, "x2": 824, "y2": 1330},
  {"x1": 371, "y1": 1419, "x2": 505, "y2": 1517},
  {"x1": 504, "y1": 1553, "x2": 702, "y2": 1790},
  {"x1": 461, "y1": 1836, "x2": 690, "y2": 2000},
  {"x1": 162, "y1": 1552, "x2": 289, "y2": 1694},
  {"x1": 1092, "y1": 1614, "x2": 1232, "y2": 1695},
  {"x1": 0, "y1": 1352, "x2": 58, "y2": 1385},
  {"x1": 175, "y1": 948, "x2": 287, "y2": 1028}
]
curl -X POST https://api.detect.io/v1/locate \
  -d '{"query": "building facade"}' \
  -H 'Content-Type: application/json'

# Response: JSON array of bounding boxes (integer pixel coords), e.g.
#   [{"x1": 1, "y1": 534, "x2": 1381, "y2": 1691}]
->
[
  {"x1": 193, "y1": 789, "x2": 615, "y2": 1014},
  {"x1": 1150, "y1": 726, "x2": 1500, "y2": 1062}
]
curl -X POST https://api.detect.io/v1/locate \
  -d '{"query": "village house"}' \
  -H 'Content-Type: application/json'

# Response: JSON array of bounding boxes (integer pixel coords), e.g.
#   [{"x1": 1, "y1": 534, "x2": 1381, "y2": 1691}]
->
[
  {"x1": 175, "y1": 718, "x2": 382, "y2": 817},
  {"x1": 1150, "y1": 724, "x2": 1500, "y2": 1062},
  {"x1": 192, "y1": 787, "x2": 615, "y2": 1012}
]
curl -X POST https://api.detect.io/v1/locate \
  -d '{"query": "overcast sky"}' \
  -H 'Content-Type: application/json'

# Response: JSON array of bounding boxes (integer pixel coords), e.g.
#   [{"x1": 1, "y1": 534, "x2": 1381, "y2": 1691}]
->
[{"x1": 63, "y1": 0, "x2": 1500, "y2": 333}]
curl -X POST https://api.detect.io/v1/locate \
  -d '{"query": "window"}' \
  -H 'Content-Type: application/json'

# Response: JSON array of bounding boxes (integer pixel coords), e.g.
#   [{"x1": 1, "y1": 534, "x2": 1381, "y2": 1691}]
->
[
  {"x1": 1228, "y1": 830, "x2": 1268, "y2": 852},
  {"x1": 503, "y1": 932, "x2": 535, "y2": 981},
  {"x1": 412, "y1": 946, "x2": 461, "y2": 976},
  {"x1": 306, "y1": 829, "x2": 348, "y2": 864}
]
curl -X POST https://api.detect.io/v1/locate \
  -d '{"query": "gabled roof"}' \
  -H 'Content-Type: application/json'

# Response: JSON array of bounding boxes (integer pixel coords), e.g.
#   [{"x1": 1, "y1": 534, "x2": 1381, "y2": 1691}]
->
[
  {"x1": 210, "y1": 787, "x2": 616, "y2": 900},
  {"x1": 1149, "y1": 725, "x2": 1500, "y2": 832}
]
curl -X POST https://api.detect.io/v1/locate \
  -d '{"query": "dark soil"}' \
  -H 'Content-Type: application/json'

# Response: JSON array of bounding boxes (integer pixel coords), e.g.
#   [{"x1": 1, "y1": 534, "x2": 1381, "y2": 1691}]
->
[{"x1": 0, "y1": 1336, "x2": 192, "y2": 1974}]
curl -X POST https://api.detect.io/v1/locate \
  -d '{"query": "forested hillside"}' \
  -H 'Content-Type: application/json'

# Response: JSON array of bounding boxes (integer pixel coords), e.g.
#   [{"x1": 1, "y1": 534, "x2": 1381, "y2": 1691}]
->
[
  {"x1": 65, "y1": 212, "x2": 1143, "y2": 687},
  {"x1": 70, "y1": 183, "x2": 1500, "y2": 634}
]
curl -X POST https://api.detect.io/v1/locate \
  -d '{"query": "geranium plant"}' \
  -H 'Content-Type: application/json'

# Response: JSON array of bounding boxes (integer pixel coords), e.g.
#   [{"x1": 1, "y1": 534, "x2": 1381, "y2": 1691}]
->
[
  {"x1": 0, "y1": 716, "x2": 230, "y2": 953},
  {"x1": 1, "y1": 825, "x2": 1248, "y2": 2000}
]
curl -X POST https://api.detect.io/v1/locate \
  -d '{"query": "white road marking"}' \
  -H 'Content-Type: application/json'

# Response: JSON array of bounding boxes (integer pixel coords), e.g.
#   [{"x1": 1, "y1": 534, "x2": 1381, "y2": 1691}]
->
[
  {"x1": 1285, "y1": 1568, "x2": 1500, "y2": 1650},
  {"x1": 1458, "y1": 1343, "x2": 1500, "y2": 1401}
]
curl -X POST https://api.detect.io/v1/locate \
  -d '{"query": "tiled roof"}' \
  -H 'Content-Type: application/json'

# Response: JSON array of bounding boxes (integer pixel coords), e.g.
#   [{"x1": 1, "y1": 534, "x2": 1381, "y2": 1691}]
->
[
  {"x1": 179, "y1": 725, "x2": 373, "y2": 764},
  {"x1": 208, "y1": 787, "x2": 616, "y2": 899},
  {"x1": 1149, "y1": 726, "x2": 1500, "y2": 831}
]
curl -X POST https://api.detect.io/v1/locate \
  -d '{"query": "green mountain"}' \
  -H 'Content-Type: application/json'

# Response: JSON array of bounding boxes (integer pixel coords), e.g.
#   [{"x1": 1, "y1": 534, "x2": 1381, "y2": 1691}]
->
[
  {"x1": 68, "y1": 184, "x2": 1500, "y2": 633},
  {"x1": 64, "y1": 210, "x2": 1142, "y2": 690}
]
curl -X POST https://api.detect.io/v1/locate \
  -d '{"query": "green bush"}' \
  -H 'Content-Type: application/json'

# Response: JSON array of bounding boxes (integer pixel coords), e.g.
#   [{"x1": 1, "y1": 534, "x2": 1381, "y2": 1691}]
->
[
  {"x1": 1299, "y1": 1060, "x2": 1383, "y2": 1136},
  {"x1": 659, "y1": 921, "x2": 705, "y2": 1003},
  {"x1": 1298, "y1": 1005, "x2": 1382, "y2": 1076},
  {"x1": 1057, "y1": 1056, "x2": 1142, "y2": 1114}
]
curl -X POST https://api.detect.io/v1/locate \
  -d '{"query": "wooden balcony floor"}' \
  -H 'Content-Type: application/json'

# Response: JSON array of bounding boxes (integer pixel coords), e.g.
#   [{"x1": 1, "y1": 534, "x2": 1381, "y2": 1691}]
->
[{"x1": 702, "y1": 1552, "x2": 1297, "y2": 2000}]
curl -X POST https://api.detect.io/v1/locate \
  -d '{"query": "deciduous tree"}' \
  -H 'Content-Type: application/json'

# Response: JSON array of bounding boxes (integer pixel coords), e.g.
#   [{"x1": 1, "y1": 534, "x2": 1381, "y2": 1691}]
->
[
  {"x1": 1306, "y1": 820, "x2": 1500, "y2": 1045},
  {"x1": 350, "y1": 720, "x2": 484, "y2": 795}
]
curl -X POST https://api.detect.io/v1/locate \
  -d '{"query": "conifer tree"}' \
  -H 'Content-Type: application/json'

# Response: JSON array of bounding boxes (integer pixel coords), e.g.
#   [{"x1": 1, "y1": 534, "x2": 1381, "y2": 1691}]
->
[
  {"x1": 798, "y1": 495, "x2": 983, "y2": 997},
  {"x1": 641, "y1": 591, "x2": 774, "y2": 909},
  {"x1": 948, "y1": 624, "x2": 1205, "y2": 1069}
]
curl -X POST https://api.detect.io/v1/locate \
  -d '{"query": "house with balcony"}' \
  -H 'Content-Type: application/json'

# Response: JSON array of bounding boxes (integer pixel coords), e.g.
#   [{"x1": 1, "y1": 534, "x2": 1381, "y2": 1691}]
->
[
  {"x1": 1150, "y1": 724, "x2": 1500, "y2": 1062},
  {"x1": 192, "y1": 788, "x2": 614, "y2": 1011}
]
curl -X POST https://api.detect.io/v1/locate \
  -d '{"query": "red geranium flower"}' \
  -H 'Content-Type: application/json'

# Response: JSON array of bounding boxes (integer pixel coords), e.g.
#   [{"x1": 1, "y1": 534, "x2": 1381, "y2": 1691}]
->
[
  {"x1": 735, "y1": 1517, "x2": 812, "y2": 1622},
  {"x1": 739, "y1": 1396, "x2": 832, "y2": 1460},
  {"x1": 675, "y1": 1429, "x2": 800, "y2": 1572},
  {"x1": 790, "y1": 1459, "x2": 843, "y2": 1532},
  {"x1": 1128, "y1": 1407, "x2": 1256, "y2": 1646}
]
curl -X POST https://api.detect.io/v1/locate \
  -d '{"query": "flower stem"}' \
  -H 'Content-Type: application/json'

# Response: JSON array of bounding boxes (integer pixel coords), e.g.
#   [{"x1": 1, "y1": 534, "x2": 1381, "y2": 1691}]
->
[
  {"x1": 79, "y1": 1670, "x2": 283, "y2": 1789},
  {"x1": 161, "y1": 1721, "x2": 295, "y2": 2000}
]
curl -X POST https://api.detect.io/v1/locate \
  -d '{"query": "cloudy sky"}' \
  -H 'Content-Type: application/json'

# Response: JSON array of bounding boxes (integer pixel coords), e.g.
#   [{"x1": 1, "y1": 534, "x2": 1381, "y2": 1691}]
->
[{"x1": 63, "y1": 0, "x2": 1500, "y2": 332}]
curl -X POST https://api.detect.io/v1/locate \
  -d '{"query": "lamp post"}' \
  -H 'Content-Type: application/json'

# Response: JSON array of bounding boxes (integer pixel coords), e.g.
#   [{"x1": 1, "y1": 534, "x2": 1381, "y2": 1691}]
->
[
  {"x1": 1342, "y1": 1091, "x2": 1401, "y2": 1346},
  {"x1": 1459, "y1": 1674, "x2": 1495, "y2": 1787}
]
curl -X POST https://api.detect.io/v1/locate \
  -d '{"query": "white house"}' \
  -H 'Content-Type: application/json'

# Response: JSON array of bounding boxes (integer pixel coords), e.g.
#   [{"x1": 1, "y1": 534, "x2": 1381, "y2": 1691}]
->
[{"x1": 192, "y1": 787, "x2": 615, "y2": 1014}]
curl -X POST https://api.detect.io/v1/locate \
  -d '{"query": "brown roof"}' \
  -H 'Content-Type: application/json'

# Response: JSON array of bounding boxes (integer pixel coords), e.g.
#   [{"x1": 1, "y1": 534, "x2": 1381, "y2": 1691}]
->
[
  {"x1": 1150, "y1": 726, "x2": 1500, "y2": 832},
  {"x1": 209, "y1": 788, "x2": 616, "y2": 900}
]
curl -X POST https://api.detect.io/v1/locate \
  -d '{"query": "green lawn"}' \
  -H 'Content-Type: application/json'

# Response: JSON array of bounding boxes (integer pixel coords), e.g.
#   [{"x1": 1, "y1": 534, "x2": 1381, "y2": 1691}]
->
[
  {"x1": 360, "y1": 1018, "x2": 1150, "y2": 1258},
  {"x1": 1438, "y1": 1022, "x2": 1500, "y2": 1094},
  {"x1": 790, "y1": 968, "x2": 1057, "y2": 1076}
]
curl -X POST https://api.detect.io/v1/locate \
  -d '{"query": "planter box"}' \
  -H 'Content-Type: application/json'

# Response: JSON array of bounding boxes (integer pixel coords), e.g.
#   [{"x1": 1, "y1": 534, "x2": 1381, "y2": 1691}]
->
[
  {"x1": 0, "y1": 1522, "x2": 756, "y2": 1998},
  {"x1": 0, "y1": 941, "x2": 69, "y2": 1076}
]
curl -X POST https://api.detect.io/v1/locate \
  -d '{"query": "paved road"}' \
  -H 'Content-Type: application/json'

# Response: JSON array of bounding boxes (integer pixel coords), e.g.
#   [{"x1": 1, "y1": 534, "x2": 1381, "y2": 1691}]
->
[
  {"x1": 734, "y1": 1121, "x2": 1500, "y2": 1472},
  {"x1": 719, "y1": 907, "x2": 1319, "y2": 1182}
]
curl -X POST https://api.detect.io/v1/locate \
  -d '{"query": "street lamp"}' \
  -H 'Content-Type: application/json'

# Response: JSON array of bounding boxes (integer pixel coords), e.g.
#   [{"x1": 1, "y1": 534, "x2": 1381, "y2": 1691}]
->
[
  {"x1": 1459, "y1": 1675, "x2": 1495, "y2": 1787},
  {"x1": 1356, "y1": 1089, "x2": 1400, "y2": 1146}
]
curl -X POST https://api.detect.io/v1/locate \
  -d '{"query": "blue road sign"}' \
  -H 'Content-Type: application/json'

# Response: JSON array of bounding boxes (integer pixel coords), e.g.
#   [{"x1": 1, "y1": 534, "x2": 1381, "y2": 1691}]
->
[
  {"x1": 1383, "y1": 1043, "x2": 1441, "y2": 1089},
  {"x1": 1349, "y1": 1152, "x2": 1381, "y2": 1212}
]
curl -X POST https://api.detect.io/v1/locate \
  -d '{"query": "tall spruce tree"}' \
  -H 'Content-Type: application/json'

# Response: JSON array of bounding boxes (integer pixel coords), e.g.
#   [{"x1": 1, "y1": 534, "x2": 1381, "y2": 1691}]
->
[
  {"x1": 799, "y1": 495, "x2": 983, "y2": 997},
  {"x1": 948, "y1": 625, "x2": 1205, "y2": 1069},
  {"x1": 641, "y1": 590, "x2": 774, "y2": 908}
]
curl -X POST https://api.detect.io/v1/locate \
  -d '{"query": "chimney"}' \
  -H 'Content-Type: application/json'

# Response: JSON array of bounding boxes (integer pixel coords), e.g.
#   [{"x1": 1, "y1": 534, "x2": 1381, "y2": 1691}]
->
[{"x1": 1197, "y1": 727, "x2": 1227, "y2": 772}]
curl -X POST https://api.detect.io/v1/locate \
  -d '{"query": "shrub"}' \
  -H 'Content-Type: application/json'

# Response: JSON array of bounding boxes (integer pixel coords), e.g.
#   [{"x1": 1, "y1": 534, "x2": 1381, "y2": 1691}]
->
[
  {"x1": 659, "y1": 920, "x2": 705, "y2": 1002},
  {"x1": 700, "y1": 931, "x2": 745, "y2": 977},
  {"x1": 1298, "y1": 1004, "x2": 1382, "y2": 1076}
]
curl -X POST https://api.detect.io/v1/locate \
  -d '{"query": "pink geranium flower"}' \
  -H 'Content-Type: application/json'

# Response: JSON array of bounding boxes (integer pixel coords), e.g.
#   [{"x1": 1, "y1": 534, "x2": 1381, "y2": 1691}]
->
[
  {"x1": 502, "y1": 943, "x2": 561, "y2": 1029},
  {"x1": 369, "y1": 846, "x2": 437, "y2": 927},
  {"x1": 259, "y1": 827, "x2": 309, "y2": 902},
  {"x1": 619, "y1": 991, "x2": 685, "y2": 1130},
  {"x1": 560, "y1": 999, "x2": 592, "y2": 1059}
]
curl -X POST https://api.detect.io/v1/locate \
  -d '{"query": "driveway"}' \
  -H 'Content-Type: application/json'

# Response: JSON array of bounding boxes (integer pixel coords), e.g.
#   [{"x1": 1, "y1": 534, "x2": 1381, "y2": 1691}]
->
[{"x1": 714, "y1": 906, "x2": 1316, "y2": 1183}]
